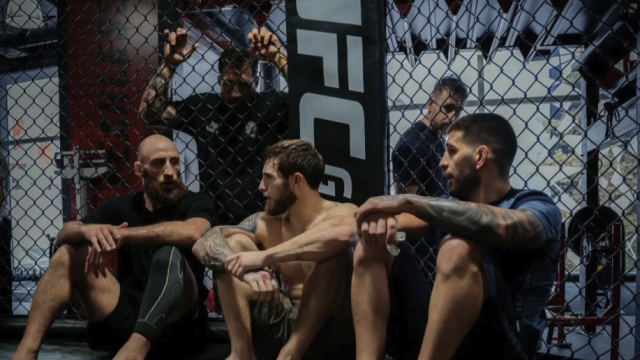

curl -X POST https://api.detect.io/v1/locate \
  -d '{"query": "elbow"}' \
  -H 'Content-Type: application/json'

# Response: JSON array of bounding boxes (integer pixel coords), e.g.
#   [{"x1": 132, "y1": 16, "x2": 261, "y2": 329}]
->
[
  {"x1": 189, "y1": 229, "x2": 207, "y2": 245},
  {"x1": 335, "y1": 223, "x2": 357, "y2": 247},
  {"x1": 55, "y1": 233, "x2": 67, "y2": 248}
]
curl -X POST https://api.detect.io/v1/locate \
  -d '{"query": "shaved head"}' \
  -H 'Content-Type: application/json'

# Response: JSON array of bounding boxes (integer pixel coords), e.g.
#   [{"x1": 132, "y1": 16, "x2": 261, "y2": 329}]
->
[
  {"x1": 134, "y1": 134, "x2": 186, "y2": 209},
  {"x1": 138, "y1": 134, "x2": 178, "y2": 164}
]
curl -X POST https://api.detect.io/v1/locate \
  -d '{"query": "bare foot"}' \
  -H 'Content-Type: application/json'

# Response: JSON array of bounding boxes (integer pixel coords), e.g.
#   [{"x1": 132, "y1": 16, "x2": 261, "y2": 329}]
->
[
  {"x1": 112, "y1": 333, "x2": 150, "y2": 360},
  {"x1": 10, "y1": 348, "x2": 38, "y2": 360},
  {"x1": 225, "y1": 353, "x2": 257, "y2": 360},
  {"x1": 276, "y1": 345, "x2": 301, "y2": 360},
  {"x1": 10, "y1": 352, "x2": 37, "y2": 360}
]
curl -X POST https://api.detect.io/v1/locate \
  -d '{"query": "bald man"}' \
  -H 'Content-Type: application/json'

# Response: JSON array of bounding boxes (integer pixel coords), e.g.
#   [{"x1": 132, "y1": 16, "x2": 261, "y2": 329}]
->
[{"x1": 11, "y1": 135, "x2": 217, "y2": 360}]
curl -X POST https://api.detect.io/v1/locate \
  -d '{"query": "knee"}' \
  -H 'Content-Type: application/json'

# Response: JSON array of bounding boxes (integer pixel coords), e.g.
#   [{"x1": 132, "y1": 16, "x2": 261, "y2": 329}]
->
[
  {"x1": 317, "y1": 251, "x2": 351, "y2": 274},
  {"x1": 435, "y1": 237, "x2": 482, "y2": 281},
  {"x1": 227, "y1": 234, "x2": 259, "y2": 253},
  {"x1": 150, "y1": 245, "x2": 185, "y2": 272},
  {"x1": 51, "y1": 244, "x2": 86, "y2": 268},
  {"x1": 353, "y1": 242, "x2": 385, "y2": 270}
]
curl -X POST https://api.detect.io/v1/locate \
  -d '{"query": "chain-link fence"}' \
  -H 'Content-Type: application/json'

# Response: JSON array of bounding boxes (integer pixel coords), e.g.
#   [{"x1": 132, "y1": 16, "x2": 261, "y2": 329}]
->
[
  {"x1": 0, "y1": 0, "x2": 638, "y2": 359},
  {"x1": 387, "y1": 0, "x2": 639, "y2": 359}
]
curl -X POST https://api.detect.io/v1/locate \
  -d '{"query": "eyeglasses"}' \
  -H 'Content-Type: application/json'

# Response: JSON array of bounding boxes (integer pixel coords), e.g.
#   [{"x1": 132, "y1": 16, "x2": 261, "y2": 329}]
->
[{"x1": 442, "y1": 103, "x2": 462, "y2": 115}]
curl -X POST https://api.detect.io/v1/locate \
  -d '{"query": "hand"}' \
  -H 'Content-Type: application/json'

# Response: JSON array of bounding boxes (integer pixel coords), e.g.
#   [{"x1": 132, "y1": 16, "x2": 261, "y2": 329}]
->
[
  {"x1": 225, "y1": 251, "x2": 267, "y2": 279},
  {"x1": 248, "y1": 27, "x2": 282, "y2": 63},
  {"x1": 242, "y1": 270, "x2": 281, "y2": 303},
  {"x1": 164, "y1": 28, "x2": 199, "y2": 67},
  {"x1": 84, "y1": 245, "x2": 112, "y2": 278},
  {"x1": 82, "y1": 222, "x2": 128, "y2": 253},
  {"x1": 358, "y1": 213, "x2": 399, "y2": 249},
  {"x1": 355, "y1": 195, "x2": 410, "y2": 237}
]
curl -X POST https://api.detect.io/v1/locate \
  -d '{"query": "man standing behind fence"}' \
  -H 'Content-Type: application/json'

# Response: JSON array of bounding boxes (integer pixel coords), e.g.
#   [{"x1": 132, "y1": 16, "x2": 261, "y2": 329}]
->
[
  {"x1": 392, "y1": 76, "x2": 468, "y2": 277},
  {"x1": 392, "y1": 76, "x2": 467, "y2": 196},
  {"x1": 352, "y1": 114, "x2": 562, "y2": 360},
  {"x1": 139, "y1": 27, "x2": 289, "y2": 227},
  {"x1": 11, "y1": 135, "x2": 216, "y2": 360}
]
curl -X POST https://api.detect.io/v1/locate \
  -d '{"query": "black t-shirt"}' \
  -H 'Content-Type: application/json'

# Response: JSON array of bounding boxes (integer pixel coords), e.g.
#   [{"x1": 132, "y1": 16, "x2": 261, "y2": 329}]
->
[
  {"x1": 392, "y1": 120, "x2": 448, "y2": 197},
  {"x1": 80, "y1": 191, "x2": 217, "y2": 301},
  {"x1": 171, "y1": 91, "x2": 289, "y2": 225},
  {"x1": 392, "y1": 121, "x2": 447, "y2": 275}
]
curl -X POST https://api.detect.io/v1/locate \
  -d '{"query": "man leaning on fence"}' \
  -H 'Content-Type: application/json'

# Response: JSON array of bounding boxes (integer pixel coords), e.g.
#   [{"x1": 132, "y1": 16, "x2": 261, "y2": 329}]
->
[
  {"x1": 139, "y1": 27, "x2": 289, "y2": 227},
  {"x1": 11, "y1": 135, "x2": 216, "y2": 360},
  {"x1": 352, "y1": 113, "x2": 562, "y2": 360},
  {"x1": 392, "y1": 76, "x2": 468, "y2": 278}
]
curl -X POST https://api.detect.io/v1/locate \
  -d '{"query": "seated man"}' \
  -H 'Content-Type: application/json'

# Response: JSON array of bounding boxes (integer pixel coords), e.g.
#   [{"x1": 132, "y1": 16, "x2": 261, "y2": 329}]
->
[
  {"x1": 192, "y1": 139, "x2": 357, "y2": 360},
  {"x1": 352, "y1": 114, "x2": 562, "y2": 360},
  {"x1": 12, "y1": 134, "x2": 216, "y2": 360}
]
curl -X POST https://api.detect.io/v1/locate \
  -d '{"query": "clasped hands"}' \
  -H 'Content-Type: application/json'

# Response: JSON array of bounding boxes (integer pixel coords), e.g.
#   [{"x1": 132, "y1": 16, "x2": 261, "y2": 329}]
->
[
  {"x1": 225, "y1": 251, "x2": 281, "y2": 303},
  {"x1": 355, "y1": 195, "x2": 408, "y2": 249},
  {"x1": 83, "y1": 222, "x2": 129, "y2": 278}
]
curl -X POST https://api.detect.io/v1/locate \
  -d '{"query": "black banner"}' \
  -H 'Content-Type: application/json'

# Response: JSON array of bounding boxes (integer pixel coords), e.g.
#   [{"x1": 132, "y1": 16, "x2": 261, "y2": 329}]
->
[{"x1": 285, "y1": 0, "x2": 388, "y2": 205}]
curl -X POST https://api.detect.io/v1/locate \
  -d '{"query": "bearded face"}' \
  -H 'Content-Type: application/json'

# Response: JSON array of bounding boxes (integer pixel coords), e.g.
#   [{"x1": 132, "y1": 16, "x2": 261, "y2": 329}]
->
[
  {"x1": 142, "y1": 169, "x2": 188, "y2": 208},
  {"x1": 265, "y1": 180, "x2": 298, "y2": 216}
]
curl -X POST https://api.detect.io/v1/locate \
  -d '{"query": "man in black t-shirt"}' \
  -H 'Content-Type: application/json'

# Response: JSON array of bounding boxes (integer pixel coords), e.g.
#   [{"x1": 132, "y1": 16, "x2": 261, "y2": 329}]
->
[
  {"x1": 11, "y1": 135, "x2": 216, "y2": 360},
  {"x1": 391, "y1": 76, "x2": 468, "y2": 278},
  {"x1": 140, "y1": 27, "x2": 289, "y2": 226},
  {"x1": 392, "y1": 76, "x2": 468, "y2": 197}
]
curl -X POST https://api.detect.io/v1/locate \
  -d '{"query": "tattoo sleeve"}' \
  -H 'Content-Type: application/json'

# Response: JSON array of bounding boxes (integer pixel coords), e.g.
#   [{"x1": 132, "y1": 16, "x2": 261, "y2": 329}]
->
[
  {"x1": 404, "y1": 196, "x2": 546, "y2": 250},
  {"x1": 193, "y1": 213, "x2": 261, "y2": 271},
  {"x1": 139, "y1": 63, "x2": 179, "y2": 126}
]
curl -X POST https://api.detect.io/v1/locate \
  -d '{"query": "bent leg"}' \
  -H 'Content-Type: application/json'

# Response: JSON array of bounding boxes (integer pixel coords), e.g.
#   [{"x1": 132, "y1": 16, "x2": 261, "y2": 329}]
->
[
  {"x1": 218, "y1": 234, "x2": 260, "y2": 360},
  {"x1": 114, "y1": 245, "x2": 199, "y2": 360},
  {"x1": 12, "y1": 245, "x2": 120, "y2": 360},
  {"x1": 351, "y1": 241, "x2": 394, "y2": 360},
  {"x1": 419, "y1": 237, "x2": 487, "y2": 360},
  {"x1": 278, "y1": 251, "x2": 353, "y2": 360}
]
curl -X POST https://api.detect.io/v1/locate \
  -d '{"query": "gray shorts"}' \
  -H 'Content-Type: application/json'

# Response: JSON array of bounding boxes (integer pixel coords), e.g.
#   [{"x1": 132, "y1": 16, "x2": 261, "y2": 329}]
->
[{"x1": 250, "y1": 292, "x2": 356, "y2": 360}]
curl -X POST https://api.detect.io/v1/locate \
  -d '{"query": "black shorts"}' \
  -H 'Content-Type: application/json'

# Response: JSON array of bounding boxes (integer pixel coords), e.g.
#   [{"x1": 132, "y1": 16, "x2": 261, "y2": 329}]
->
[
  {"x1": 386, "y1": 241, "x2": 531, "y2": 360},
  {"x1": 86, "y1": 285, "x2": 208, "y2": 358}
]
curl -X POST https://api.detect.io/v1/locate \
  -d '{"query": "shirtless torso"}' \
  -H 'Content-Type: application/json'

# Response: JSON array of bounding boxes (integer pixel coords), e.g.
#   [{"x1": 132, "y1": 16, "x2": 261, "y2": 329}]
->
[{"x1": 252, "y1": 200, "x2": 349, "y2": 300}]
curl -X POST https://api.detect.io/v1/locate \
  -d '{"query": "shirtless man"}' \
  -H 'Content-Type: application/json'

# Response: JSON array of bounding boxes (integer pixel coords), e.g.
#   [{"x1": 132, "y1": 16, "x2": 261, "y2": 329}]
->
[{"x1": 192, "y1": 140, "x2": 356, "y2": 360}]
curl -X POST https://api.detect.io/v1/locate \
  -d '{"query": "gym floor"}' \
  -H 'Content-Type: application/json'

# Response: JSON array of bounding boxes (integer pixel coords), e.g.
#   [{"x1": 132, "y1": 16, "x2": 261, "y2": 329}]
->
[
  {"x1": 0, "y1": 324, "x2": 636, "y2": 360},
  {"x1": 0, "y1": 340, "x2": 235, "y2": 360},
  {"x1": 1, "y1": 281, "x2": 637, "y2": 360}
]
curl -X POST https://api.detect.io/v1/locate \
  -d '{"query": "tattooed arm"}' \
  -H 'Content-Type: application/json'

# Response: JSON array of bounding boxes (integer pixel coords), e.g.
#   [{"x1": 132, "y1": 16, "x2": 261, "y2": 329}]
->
[
  {"x1": 139, "y1": 28, "x2": 198, "y2": 128},
  {"x1": 138, "y1": 63, "x2": 181, "y2": 128},
  {"x1": 403, "y1": 196, "x2": 545, "y2": 249},
  {"x1": 357, "y1": 195, "x2": 546, "y2": 250},
  {"x1": 191, "y1": 212, "x2": 263, "y2": 272}
]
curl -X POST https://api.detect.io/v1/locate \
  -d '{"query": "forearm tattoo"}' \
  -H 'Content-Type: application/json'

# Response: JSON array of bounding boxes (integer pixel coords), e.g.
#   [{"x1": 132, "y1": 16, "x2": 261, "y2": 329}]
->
[
  {"x1": 140, "y1": 64, "x2": 178, "y2": 125},
  {"x1": 404, "y1": 195, "x2": 545, "y2": 250},
  {"x1": 193, "y1": 213, "x2": 261, "y2": 271}
]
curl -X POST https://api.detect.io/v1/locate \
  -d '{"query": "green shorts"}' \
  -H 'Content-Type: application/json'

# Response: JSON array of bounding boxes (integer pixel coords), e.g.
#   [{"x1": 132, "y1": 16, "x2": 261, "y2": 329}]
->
[{"x1": 250, "y1": 292, "x2": 356, "y2": 360}]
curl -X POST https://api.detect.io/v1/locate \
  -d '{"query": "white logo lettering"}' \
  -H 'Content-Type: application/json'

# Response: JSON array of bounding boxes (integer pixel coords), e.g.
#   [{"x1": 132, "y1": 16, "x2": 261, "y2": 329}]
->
[
  {"x1": 299, "y1": 93, "x2": 365, "y2": 198},
  {"x1": 296, "y1": 0, "x2": 362, "y2": 25},
  {"x1": 295, "y1": 0, "x2": 367, "y2": 200},
  {"x1": 297, "y1": 30, "x2": 339, "y2": 89}
]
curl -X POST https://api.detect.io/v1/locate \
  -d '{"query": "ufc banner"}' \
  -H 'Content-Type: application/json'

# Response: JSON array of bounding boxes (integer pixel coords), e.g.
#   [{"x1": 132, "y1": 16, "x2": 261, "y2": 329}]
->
[{"x1": 285, "y1": 0, "x2": 388, "y2": 205}]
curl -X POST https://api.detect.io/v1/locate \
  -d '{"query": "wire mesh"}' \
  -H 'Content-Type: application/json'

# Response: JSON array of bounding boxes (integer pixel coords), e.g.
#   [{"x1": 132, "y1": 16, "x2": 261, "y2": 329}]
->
[
  {"x1": 0, "y1": 0, "x2": 637, "y2": 359},
  {"x1": 387, "y1": 0, "x2": 639, "y2": 359}
]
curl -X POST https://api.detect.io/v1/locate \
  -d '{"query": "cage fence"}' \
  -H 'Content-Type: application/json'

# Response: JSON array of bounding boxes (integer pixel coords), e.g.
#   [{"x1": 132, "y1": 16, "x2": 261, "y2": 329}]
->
[
  {"x1": 386, "y1": 0, "x2": 639, "y2": 359},
  {"x1": 0, "y1": 0, "x2": 637, "y2": 360}
]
